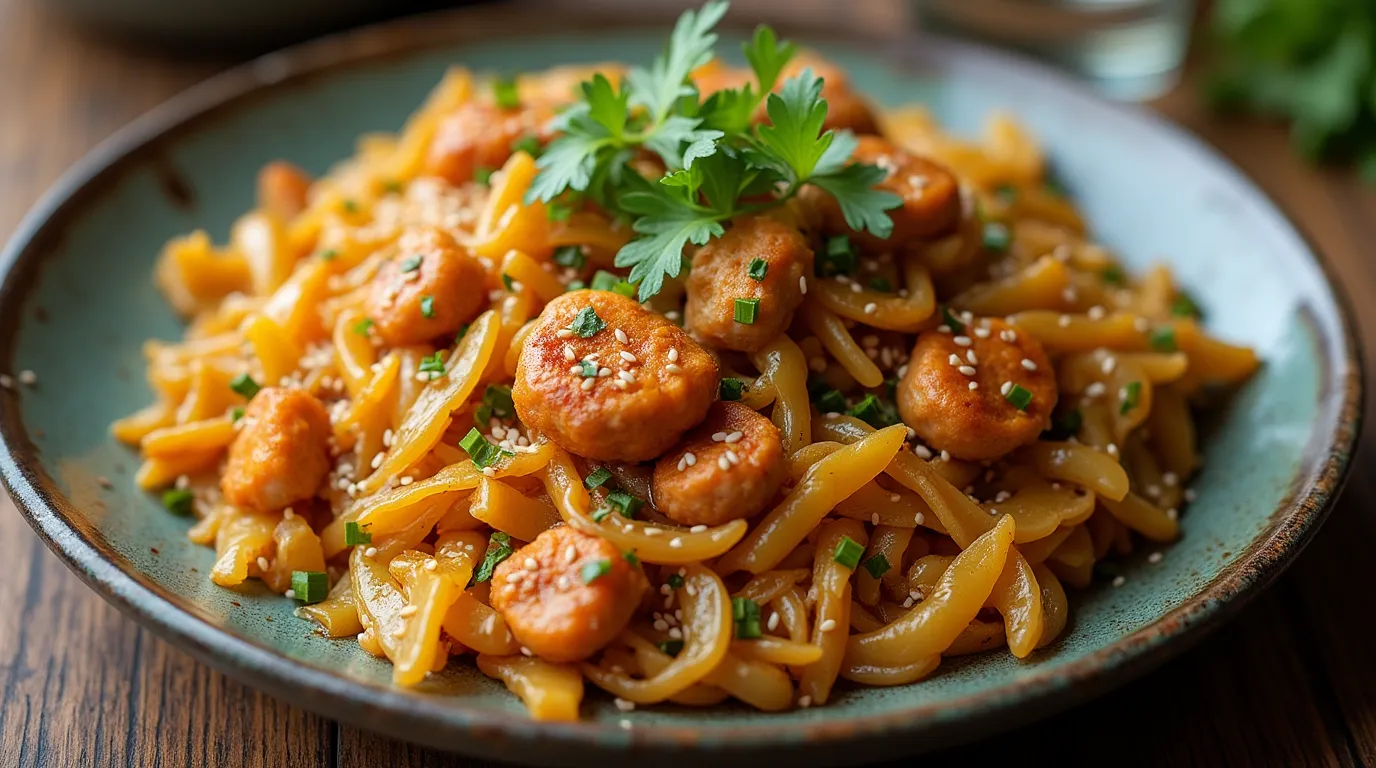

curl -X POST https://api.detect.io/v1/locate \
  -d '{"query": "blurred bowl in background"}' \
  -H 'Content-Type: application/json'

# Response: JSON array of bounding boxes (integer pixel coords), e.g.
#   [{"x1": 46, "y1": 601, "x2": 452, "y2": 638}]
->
[{"x1": 42, "y1": 0, "x2": 462, "y2": 49}]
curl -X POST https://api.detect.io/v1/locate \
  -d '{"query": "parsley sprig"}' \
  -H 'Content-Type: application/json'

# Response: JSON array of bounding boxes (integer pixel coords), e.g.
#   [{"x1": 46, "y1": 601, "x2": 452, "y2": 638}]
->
[{"x1": 526, "y1": 1, "x2": 900, "y2": 301}]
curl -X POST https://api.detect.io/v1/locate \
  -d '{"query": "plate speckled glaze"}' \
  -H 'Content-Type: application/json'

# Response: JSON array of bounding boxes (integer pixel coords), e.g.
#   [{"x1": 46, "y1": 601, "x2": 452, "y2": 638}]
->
[{"x1": 0, "y1": 6, "x2": 1362, "y2": 766}]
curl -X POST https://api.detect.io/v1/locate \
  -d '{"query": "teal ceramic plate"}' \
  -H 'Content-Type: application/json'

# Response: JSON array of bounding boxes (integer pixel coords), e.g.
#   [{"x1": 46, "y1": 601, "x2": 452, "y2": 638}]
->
[{"x1": 0, "y1": 5, "x2": 1362, "y2": 766}]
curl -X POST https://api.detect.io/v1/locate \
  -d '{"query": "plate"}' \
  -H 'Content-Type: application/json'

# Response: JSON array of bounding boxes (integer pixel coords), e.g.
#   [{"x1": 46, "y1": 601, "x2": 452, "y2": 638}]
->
[{"x1": 0, "y1": 5, "x2": 1361, "y2": 765}]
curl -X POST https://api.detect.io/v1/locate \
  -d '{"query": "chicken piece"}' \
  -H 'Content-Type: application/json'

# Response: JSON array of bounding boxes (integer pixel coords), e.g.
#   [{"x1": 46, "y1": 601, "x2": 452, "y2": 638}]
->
[
  {"x1": 490, "y1": 526, "x2": 643, "y2": 663},
  {"x1": 257, "y1": 161, "x2": 312, "y2": 221},
  {"x1": 221, "y1": 387, "x2": 332, "y2": 512},
  {"x1": 685, "y1": 216, "x2": 813, "y2": 353},
  {"x1": 812, "y1": 135, "x2": 962, "y2": 251},
  {"x1": 424, "y1": 101, "x2": 554, "y2": 185},
  {"x1": 514, "y1": 291, "x2": 719, "y2": 463},
  {"x1": 897, "y1": 318, "x2": 1057, "y2": 461},
  {"x1": 364, "y1": 227, "x2": 487, "y2": 347},
  {"x1": 651, "y1": 402, "x2": 787, "y2": 527}
]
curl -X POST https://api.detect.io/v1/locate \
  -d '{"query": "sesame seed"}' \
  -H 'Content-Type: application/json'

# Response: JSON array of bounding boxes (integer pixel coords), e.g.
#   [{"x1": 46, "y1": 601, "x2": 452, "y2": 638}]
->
[
  {"x1": 939, "y1": 450, "x2": 951, "y2": 462},
  {"x1": 799, "y1": 276, "x2": 808, "y2": 294},
  {"x1": 690, "y1": 524, "x2": 708, "y2": 533},
  {"x1": 938, "y1": 325, "x2": 952, "y2": 333},
  {"x1": 653, "y1": 619, "x2": 669, "y2": 632},
  {"x1": 725, "y1": 450, "x2": 741, "y2": 465},
  {"x1": 482, "y1": 466, "x2": 495, "y2": 477},
  {"x1": 966, "y1": 350, "x2": 978, "y2": 364},
  {"x1": 18, "y1": 370, "x2": 36, "y2": 386},
  {"x1": 175, "y1": 474, "x2": 190, "y2": 490},
  {"x1": 520, "y1": 646, "x2": 533, "y2": 657},
  {"x1": 958, "y1": 365, "x2": 977, "y2": 376},
  {"x1": 725, "y1": 431, "x2": 743, "y2": 444},
  {"x1": 684, "y1": 451, "x2": 697, "y2": 467},
  {"x1": 425, "y1": 559, "x2": 437, "y2": 571},
  {"x1": 864, "y1": 302, "x2": 878, "y2": 314},
  {"x1": 677, "y1": 456, "x2": 688, "y2": 472},
  {"x1": 914, "y1": 445, "x2": 932, "y2": 459},
  {"x1": 615, "y1": 328, "x2": 629, "y2": 344},
  {"x1": 953, "y1": 336, "x2": 972, "y2": 347},
  {"x1": 284, "y1": 589, "x2": 296, "y2": 599},
  {"x1": 852, "y1": 283, "x2": 863, "y2": 294},
  {"x1": 667, "y1": 348, "x2": 679, "y2": 363},
  {"x1": 1145, "y1": 484, "x2": 1161, "y2": 498},
  {"x1": 556, "y1": 328, "x2": 573, "y2": 339},
  {"x1": 1085, "y1": 382, "x2": 1107, "y2": 398},
  {"x1": 618, "y1": 370, "x2": 636, "y2": 384},
  {"x1": 666, "y1": 363, "x2": 682, "y2": 374},
  {"x1": 1184, "y1": 488, "x2": 1198, "y2": 502},
  {"x1": 619, "y1": 351, "x2": 637, "y2": 363},
  {"x1": 1101, "y1": 356, "x2": 1117, "y2": 374},
  {"x1": 400, "y1": 476, "x2": 414, "y2": 486},
  {"x1": 974, "y1": 327, "x2": 990, "y2": 339},
  {"x1": 1167, "y1": 507, "x2": 1180, "y2": 520},
  {"x1": 669, "y1": 537, "x2": 683, "y2": 549},
  {"x1": 1163, "y1": 472, "x2": 1179, "y2": 487},
  {"x1": 1021, "y1": 358, "x2": 1038, "y2": 371},
  {"x1": 619, "y1": 719, "x2": 633, "y2": 730},
  {"x1": 0, "y1": 374, "x2": 11, "y2": 389},
  {"x1": 557, "y1": 575, "x2": 569, "y2": 590},
  {"x1": 371, "y1": 451, "x2": 385, "y2": 469},
  {"x1": 1148, "y1": 552, "x2": 1164, "y2": 564},
  {"x1": 598, "y1": 367, "x2": 612, "y2": 377},
  {"x1": 256, "y1": 557, "x2": 270, "y2": 571},
  {"x1": 712, "y1": 432, "x2": 728, "y2": 442},
  {"x1": 1088, "y1": 305, "x2": 1106, "y2": 320},
  {"x1": 914, "y1": 512, "x2": 926, "y2": 525},
  {"x1": 1106, "y1": 443, "x2": 1119, "y2": 457},
  {"x1": 364, "y1": 547, "x2": 378, "y2": 558},
  {"x1": 948, "y1": 354, "x2": 962, "y2": 365},
  {"x1": 524, "y1": 557, "x2": 538, "y2": 571},
  {"x1": 580, "y1": 377, "x2": 596, "y2": 391},
  {"x1": 1062, "y1": 286, "x2": 1078, "y2": 303},
  {"x1": 644, "y1": 527, "x2": 662, "y2": 537},
  {"x1": 1000, "y1": 381, "x2": 1013, "y2": 396},
  {"x1": 1134, "y1": 317, "x2": 1150, "y2": 332},
  {"x1": 1111, "y1": 575, "x2": 1126, "y2": 588},
  {"x1": 563, "y1": 345, "x2": 575, "y2": 361},
  {"x1": 399, "y1": 605, "x2": 418, "y2": 617},
  {"x1": 564, "y1": 545, "x2": 578, "y2": 564},
  {"x1": 1058, "y1": 314, "x2": 1072, "y2": 328},
  {"x1": 767, "y1": 612, "x2": 781, "y2": 631},
  {"x1": 668, "y1": 627, "x2": 683, "y2": 639},
  {"x1": 798, "y1": 695, "x2": 813, "y2": 708},
  {"x1": 819, "y1": 619, "x2": 837, "y2": 632},
  {"x1": 968, "y1": 381, "x2": 979, "y2": 390},
  {"x1": 1001, "y1": 329, "x2": 1018, "y2": 342}
]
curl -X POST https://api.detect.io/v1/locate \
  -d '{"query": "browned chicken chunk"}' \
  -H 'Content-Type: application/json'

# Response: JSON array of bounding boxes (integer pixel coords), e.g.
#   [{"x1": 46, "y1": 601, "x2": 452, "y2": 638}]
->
[
  {"x1": 364, "y1": 227, "x2": 487, "y2": 347},
  {"x1": 221, "y1": 387, "x2": 332, "y2": 512},
  {"x1": 897, "y1": 318, "x2": 1057, "y2": 461},
  {"x1": 651, "y1": 402, "x2": 787, "y2": 527},
  {"x1": 490, "y1": 527, "x2": 643, "y2": 663},
  {"x1": 685, "y1": 216, "x2": 813, "y2": 353},
  {"x1": 514, "y1": 291, "x2": 719, "y2": 462}
]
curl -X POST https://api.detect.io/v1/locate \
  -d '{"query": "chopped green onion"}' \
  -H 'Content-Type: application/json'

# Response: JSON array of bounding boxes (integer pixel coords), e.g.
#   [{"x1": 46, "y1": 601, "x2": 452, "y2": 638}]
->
[
  {"x1": 511, "y1": 135, "x2": 542, "y2": 157},
  {"x1": 847, "y1": 394, "x2": 893, "y2": 428},
  {"x1": 590, "y1": 270, "x2": 636, "y2": 297},
  {"x1": 606, "y1": 491, "x2": 642, "y2": 519},
  {"x1": 941, "y1": 306, "x2": 966, "y2": 333},
  {"x1": 474, "y1": 166, "x2": 494, "y2": 185},
  {"x1": 982, "y1": 221, "x2": 1011, "y2": 253},
  {"x1": 161, "y1": 488, "x2": 194, "y2": 516},
  {"x1": 290, "y1": 571, "x2": 328, "y2": 604},
  {"x1": 1047, "y1": 408, "x2": 1082, "y2": 440},
  {"x1": 1101, "y1": 265, "x2": 1126, "y2": 286},
  {"x1": 1005, "y1": 384, "x2": 1033, "y2": 411},
  {"x1": 812, "y1": 384, "x2": 847, "y2": 414},
  {"x1": 994, "y1": 183, "x2": 1018, "y2": 202},
  {"x1": 418, "y1": 352, "x2": 446, "y2": 375},
  {"x1": 345, "y1": 521, "x2": 372, "y2": 546},
  {"x1": 419, "y1": 295, "x2": 436, "y2": 319},
  {"x1": 733, "y1": 298, "x2": 760, "y2": 324},
  {"x1": 455, "y1": 324, "x2": 470, "y2": 343},
  {"x1": 352, "y1": 317, "x2": 374, "y2": 336},
  {"x1": 747, "y1": 258, "x2": 768, "y2": 281},
  {"x1": 493, "y1": 77, "x2": 520, "y2": 109},
  {"x1": 341, "y1": 199, "x2": 358, "y2": 214},
  {"x1": 658, "y1": 639, "x2": 685, "y2": 656},
  {"x1": 229, "y1": 373, "x2": 260, "y2": 400},
  {"x1": 823, "y1": 236, "x2": 857, "y2": 276},
  {"x1": 580, "y1": 558, "x2": 612, "y2": 584},
  {"x1": 591, "y1": 506, "x2": 613, "y2": 522},
  {"x1": 460, "y1": 428, "x2": 513, "y2": 469},
  {"x1": 474, "y1": 384, "x2": 515, "y2": 424},
  {"x1": 230, "y1": 406, "x2": 245, "y2": 423},
  {"x1": 731, "y1": 597, "x2": 763, "y2": 639},
  {"x1": 719, "y1": 378, "x2": 744, "y2": 401},
  {"x1": 576, "y1": 359, "x2": 599, "y2": 377},
  {"x1": 623, "y1": 550, "x2": 640, "y2": 567},
  {"x1": 1120, "y1": 381, "x2": 1142, "y2": 415},
  {"x1": 570, "y1": 307, "x2": 605, "y2": 338},
  {"x1": 1171, "y1": 292, "x2": 1202, "y2": 318},
  {"x1": 553, "y1": 245, "x2": 586, "y2": 270},
  {"x1": 1149, "y1": 326, "x2": 1177, "y2": 352},
  {"x1": 584, "y1": 466, "x2": 614, "y2": 490},
  {"x1": 502, "y1": 273, "x2": 517, "y2": 292},
  {"x1": 470, "y1": 532, "x2": 512, "y2": 585},
  {"x1": 832, "y1": 536, "x2": 864, "y2": 570},
  {"x1": 863, "y1": 553, "x2": 892, "y2": 579},
  {"x1": 546, "y1": 201, "x2": 573, "y2": 221},
  {"x1": 319, "y1": 249, "x2": 338, "y2": 261},
  {"x1": 667, "y1": 573, "x2": 685, "y2": 590},
  {"x1": 399, "y1": 255, "x2": 423, "y2": 273},
  {"x1": 869, "y1": 277, "x2": 893, "y2": 292},
  {"x1": 382, "y1": 179, "x2": 404, "y2": 194}
]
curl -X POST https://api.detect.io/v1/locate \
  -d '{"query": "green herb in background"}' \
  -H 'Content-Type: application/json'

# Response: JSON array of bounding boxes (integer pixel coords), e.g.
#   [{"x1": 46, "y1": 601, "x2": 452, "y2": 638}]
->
[{"x1": 1208, "y1": 0, "x2": 1376, "y2": 179}]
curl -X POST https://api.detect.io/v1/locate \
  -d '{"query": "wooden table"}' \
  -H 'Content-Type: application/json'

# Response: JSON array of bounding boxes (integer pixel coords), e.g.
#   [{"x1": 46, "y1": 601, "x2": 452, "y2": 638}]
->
[{"x1": 2, "y1": 0, "x2": 1375, "y2": 765}]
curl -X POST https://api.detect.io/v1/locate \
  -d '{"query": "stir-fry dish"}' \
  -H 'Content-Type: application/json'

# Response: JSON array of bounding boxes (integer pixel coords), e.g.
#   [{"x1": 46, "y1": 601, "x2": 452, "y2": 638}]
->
[{"x1": 116, "y1": 2, "x2": 1259, "y2": 721}]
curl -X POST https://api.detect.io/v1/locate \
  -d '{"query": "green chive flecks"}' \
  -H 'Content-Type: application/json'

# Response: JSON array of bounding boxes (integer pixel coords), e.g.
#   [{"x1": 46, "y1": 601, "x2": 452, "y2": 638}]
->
[
  {"x1": 863, "y1": 553, "x2": 892, "y2": 579},
  {"x1": 823, "y1": 235, "x2": 856, "y2": 276},
  {"x1": 1101, "y1": 265, "x2": 1126, "y2": 286},
  {"x1": 731, "y1": 597, "x2": 762, "y2": 639},
  {"x1": 460, "y1": 428, "x2": 513, "y2": 469},
  {"x1": 352, "y1": 317, "x2": 374, "y2": 336},
  {"x1": 982, "y1": 221, "x2": 1011, "y2": 253},
  {"x1": 229, "y1": 372, "x2": 260, "y2": 400},
  {"x1": 733, "y1": 298, "x2": 760, "y2": 324},
  {"x1": 162, "y1": 488, "x2": 194, "y2": 516},
  {"x1": 399, "y1": 255, "x2": 423, "y2": 273},
  {"x1": 584, "y1": 466, "x2": 614, "y2": 490},
  {"x1": 576, "y1": 359, "x2": 599, "y2": 377},
  {"x1": 1005, "y1": 383, "x2": 1033, "y2": 411},
  {"x1": 1149, "y1": 326, "x2": 1177, "y2": 352},
  {"x1": 623, "y1": 550, "x2": 640, "y2": 567},
  {"x1": 591, "y1": 506, "x2": 613, "y2": 522},
  {"x1": 418, "y1": 352, "x2": 445, "y2": 375},
  {"x1": 475, "y1": 384, "x2": 514, "y2": 424},
  {"x1": 570, "y1": 307, "x2": 605, "y2": 338},
  {"x1": 470, "y1": 532, "x2": 512, "y2": 586},
  {"x1": 580, "y1": 558, "x2": 612, "y2": 584},
  {"x1": 719, "y1": 378, "x2": 744, "y2": 402},
  {"x1": 230, "y1": 406, "x2": 245, "y2": 424},
  {"x1": 941, "y1": 305, "x2": 966, "y2": 333},
  {"x1": 553, "y1": 245, "x2": 586, "y2": 270},
  {"x1": 493, "y1": 77, "x2": 520, "y2": 109},
  {"x1": 474, "y1": 166, "x2": 494, "y2": 185},
  {"x1": 345, "y1": 521, "x2": 372, "y2": 547},
  {"x1": 606, "y1": 491, "x2": 642, "y2": 519},
  {"x1": 319, "y1": 249, "x2": 338, "y2": 261},
  {"x1": 1120, "y1": 381, "x2": 1142, "y2": 415},
  {"x1": 869, "y1": 277, "x2": 893, "y2": 292},
  {"x1": 290, "y1": 571, "x2": 328, "y2": 604},
  {"x1": 419, "y1": 295, "x2": 436, "y2": 319},
  {"x1": 667, "y1": 573, "x2": 685, "y2": 590},
  {"x1": 832, "y1": 536, "x2": 864, "y2": 570},
  {"x1": 747, "y1": 258, "x2": 768, "y2": 282}
]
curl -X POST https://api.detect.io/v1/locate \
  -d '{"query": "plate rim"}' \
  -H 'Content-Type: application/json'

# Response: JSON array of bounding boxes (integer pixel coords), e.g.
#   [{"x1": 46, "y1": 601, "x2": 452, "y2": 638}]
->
[{"x1": 0, "y1": 3, "x2": 1364, "y2": 763}]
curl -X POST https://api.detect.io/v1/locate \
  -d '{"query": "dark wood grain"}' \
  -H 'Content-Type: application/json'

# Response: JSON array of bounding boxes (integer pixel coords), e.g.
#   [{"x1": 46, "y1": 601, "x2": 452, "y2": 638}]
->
[{"x1": 2, "y1": 0, "x2": 1375, "y2": 766}]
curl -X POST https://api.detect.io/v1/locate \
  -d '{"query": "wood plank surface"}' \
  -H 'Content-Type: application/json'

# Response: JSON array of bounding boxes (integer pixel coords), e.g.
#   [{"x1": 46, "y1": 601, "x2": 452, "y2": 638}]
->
[{"x1": 1, "y1": 0, "x2": 1374, "y2": 766}]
